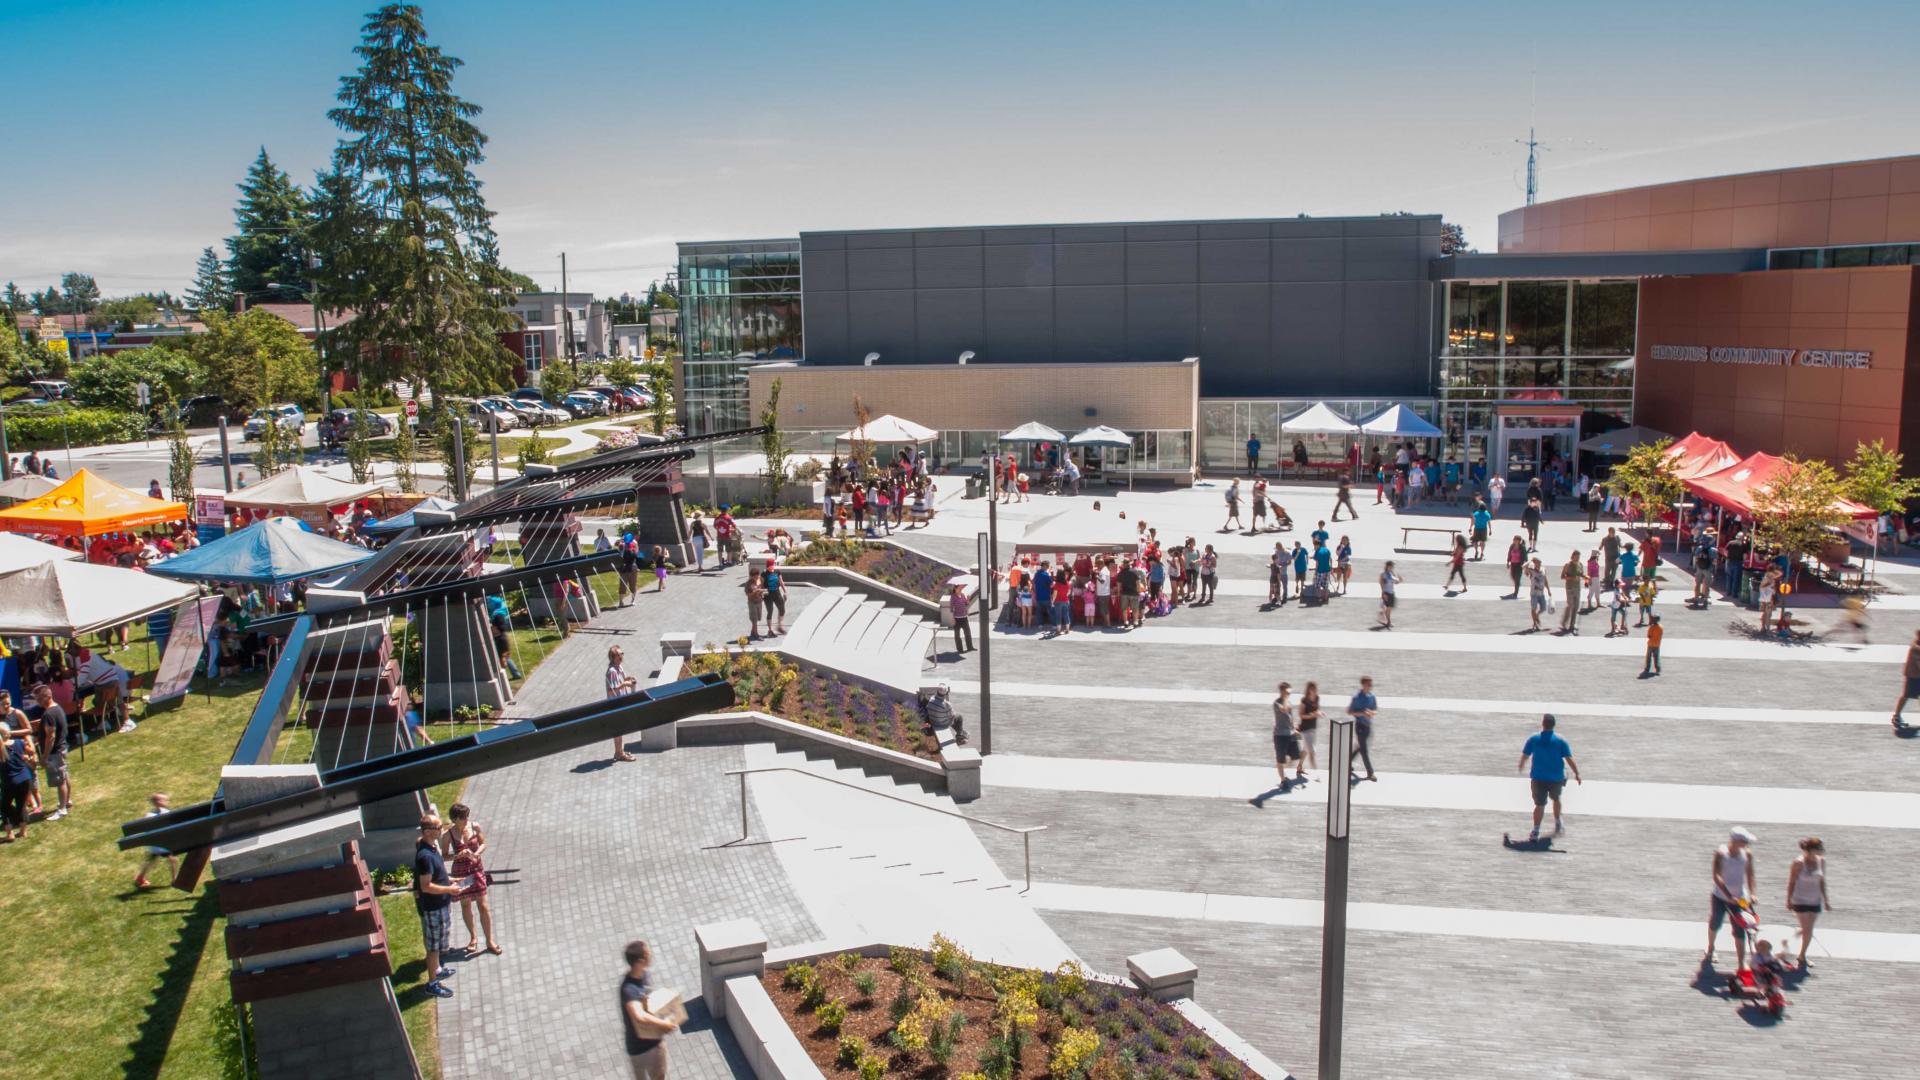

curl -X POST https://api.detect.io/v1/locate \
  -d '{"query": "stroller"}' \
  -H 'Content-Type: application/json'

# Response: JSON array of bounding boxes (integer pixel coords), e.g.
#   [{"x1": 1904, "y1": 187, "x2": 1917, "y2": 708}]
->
[{"x1": 1723, "y1": 900, "x2": 1789, "y2": 1017}]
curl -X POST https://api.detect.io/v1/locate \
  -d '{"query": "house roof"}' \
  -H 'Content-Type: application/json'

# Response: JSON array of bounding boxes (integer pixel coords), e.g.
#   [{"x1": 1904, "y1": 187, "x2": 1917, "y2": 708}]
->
[{"x1": 249, "y1": 303, "x2": 358, "y2": 332}]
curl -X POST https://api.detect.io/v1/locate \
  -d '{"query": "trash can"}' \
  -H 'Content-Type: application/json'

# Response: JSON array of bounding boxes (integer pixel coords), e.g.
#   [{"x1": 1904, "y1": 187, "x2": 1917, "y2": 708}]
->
[{"x1": 965, "y1": 474, "x2": 982, "y2": 499}]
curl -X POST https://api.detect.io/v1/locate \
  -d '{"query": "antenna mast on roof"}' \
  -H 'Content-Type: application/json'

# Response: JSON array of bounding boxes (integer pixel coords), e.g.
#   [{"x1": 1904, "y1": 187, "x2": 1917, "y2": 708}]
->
[{"x1": 1520, "y1": 55, "x2": 1540, "y2": 205}]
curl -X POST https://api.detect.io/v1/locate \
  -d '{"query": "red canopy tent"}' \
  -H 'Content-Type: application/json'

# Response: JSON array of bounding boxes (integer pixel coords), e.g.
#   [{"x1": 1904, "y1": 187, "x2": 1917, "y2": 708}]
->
[
  {"x1": 1684, "y1": 451, "x2": 1877, "y2": 520},
  {"x1": 1663, "y1": 432, "x2": 1741, "y2": 481}
]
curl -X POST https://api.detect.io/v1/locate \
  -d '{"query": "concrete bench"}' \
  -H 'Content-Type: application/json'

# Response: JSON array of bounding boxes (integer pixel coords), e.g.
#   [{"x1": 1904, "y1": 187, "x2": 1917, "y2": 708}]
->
[{"x1": 1400, "y1": 525, "x2": 1462, "y2": 550}]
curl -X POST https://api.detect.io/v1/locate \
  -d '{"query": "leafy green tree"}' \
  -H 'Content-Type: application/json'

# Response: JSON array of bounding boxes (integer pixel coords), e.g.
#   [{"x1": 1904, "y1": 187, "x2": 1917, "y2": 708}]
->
[
  {"x1": 226, "y1": 149, "x2": 310, "y2": 302},
  {"x1": 760, "y1": 378, "x2": 791, "y2": 502},
  {"x1": 88, "y1": 296, "x2": 158, "y2": 331},
  {"x1": 602, "y1": 355, "x2": 637, "y2": 389},
  {"x1": 254, "y1": 411, "x2": 291, "y2": 476},
  {"x1": 1753, "y1": 456, "x2": 1847, "y2": 580},
  {"x1": 167, "y1": 415, "x2": 197, "y2": 502},
  {"x1": 2, "y1": 330, "x2": 69, "y2": 382},
  {"x1": 315, "y1": 3, "x2": 518, "y2": 400},
  {"x1": 184, "y1": 247, "x2": 233, "y2": 313},
  {"x1": 70, "y1": 343, "x2": 207, "y2": 412},
  {"x1": 60, "y1": 273, "x2": 100, "y2": 313},
  {"x1": 390, "y1": 412, "x2": 418, "y2": 492},
  {"x1": 344, "y1": 408, "x2": 376, "y2": 483},
  {"x1": 644, "y1": 361, "x2": 672, "y2": 435},
  {"x1": 434, "y1": 411, "x2": 483, "y2": 498},
  {"x1": 1609, "y1": 437, "x2": 1685, "y2": 528},
  {"x1": 539, "y1": 363, "x2": 577, "y2": 403},
  {"x1": 516, "y1": 432, "x2": 553, "y2": 468},
  {"x1": 1, "y1": 283, "x2": 24, "y2": 316},
  {"x1": 1841, "y1": 439, "x2": 1920, "y2": 519},
  {"x1": 190, "y1": 309, "x2": 319, "y2": 411},
  {"x1": 503, "y1": 268, "x2": 540, "y2": 292}
]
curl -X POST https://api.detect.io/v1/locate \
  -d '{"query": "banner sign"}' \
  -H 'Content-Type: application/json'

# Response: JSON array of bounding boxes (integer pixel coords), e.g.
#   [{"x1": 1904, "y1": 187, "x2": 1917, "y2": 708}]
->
[
  {"x1": 194, "y1": 494, "x2": 226, "y2": 526},
  {"x1": 1650, "y1": 344, "x2": 1871, "y2": 369},
  {"x1": 149, "y1": 595, "x2": 224, "y2": 704}
]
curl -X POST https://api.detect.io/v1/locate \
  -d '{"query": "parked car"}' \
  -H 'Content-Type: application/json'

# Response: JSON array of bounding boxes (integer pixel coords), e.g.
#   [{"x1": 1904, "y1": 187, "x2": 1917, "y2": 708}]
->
[
  {"x1": 508, "y1": 387, "x2": 547, "y2": 402},
  {"x1": 29, "y1": 379, "x2": 72, "y2": 401},
  {"x1": 620, "y1": 385, "x2": 656, "y2": 408},
  {"x1": 462, "y1": 398, "x2": 519, "y2": 433},
  {"x1": 560, "y1": 391, "x2": 610, "y2": 418},
  {"x1": 603, "y1": 386, "x2": 647, "y2": 411},
  {"x1": 492, "y1": 395, "x2": 569, "y2": 427},
  {"x1": 578, "y1": 389, "x2": 618, "y2": 413},
  {"x1": 320, "y1": 408, "x2": 393, "y2": 447},
  {"x1": 177, "y1": 394, "x2": 248, "y2": 428},
  {"x1": 243, "y1": 404, "x2": 306, "y2": 439}
]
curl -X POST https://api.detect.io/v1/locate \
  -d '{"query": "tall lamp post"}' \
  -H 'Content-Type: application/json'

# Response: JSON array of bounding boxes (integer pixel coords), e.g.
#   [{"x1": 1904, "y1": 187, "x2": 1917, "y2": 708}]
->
[{"x1": 1318, "y1": 716, "x2": 1356, "y2": 1080}]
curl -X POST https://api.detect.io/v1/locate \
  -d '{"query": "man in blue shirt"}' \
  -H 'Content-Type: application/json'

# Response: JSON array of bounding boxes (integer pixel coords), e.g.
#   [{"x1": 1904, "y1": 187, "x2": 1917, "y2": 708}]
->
[
  {"x1": 1347, "y1": 677, "x2": 1378, "y2": 782},
  {"x1": 1312, "y1": 540, "x2": 1333, "y2": 599},
  {"x1": 1032, "y1": 564, "x2": 1054, "y2": 628},
  {"x1": 1517, "y1": 714, "x2": 1582, "y2": 840},
  {"x1": 1470, "y1": 503, "x2": 1492, "y2": 560},
  {"x1": 1618, "y1": 544, "x2": 1640, "y2": 584},
  {"x1": 1246, "y1": 433, "x2": 1262, "y2": 475},
  {"x1": 414, "y1": 814, "x2": 464, "y2": 998}
]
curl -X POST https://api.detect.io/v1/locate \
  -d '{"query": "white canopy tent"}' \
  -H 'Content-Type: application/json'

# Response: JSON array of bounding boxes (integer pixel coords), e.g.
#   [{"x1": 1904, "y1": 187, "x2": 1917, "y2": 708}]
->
[
  {"x1": 1359, "y1": 404, "x2": 1443, "y2": 438},
  {"x1": 1280, "y1": 402, "x2": 1359, "y2": 435},
  {"x1": 834, "y1": 414, "x2": 937, "y2": 446},
  {"x1": 224, "y1": 466, "x2": 392, "y2": 513},
  {"x1": 0, "y1": 559, "x2": 197, "y2": 636},
  {"x1": 1015, "y1": 506, "x2": 1139, "y2": 555},
  {"x1": 0, "y1": 533, "x2": 82, "y2": 576},
  {"x1": 1000, "y1": 421, "x2": 1066, "y2": 443},
  {"x1": 1067, "y1": 425, "x2": 1137, "y2": 488}
]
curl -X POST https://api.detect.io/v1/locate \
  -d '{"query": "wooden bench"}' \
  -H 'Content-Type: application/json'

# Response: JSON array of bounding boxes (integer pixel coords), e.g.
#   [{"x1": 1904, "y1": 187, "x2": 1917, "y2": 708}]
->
[{"x1": 1400, "y1": 526, "x2": 1462, "y2": 550}]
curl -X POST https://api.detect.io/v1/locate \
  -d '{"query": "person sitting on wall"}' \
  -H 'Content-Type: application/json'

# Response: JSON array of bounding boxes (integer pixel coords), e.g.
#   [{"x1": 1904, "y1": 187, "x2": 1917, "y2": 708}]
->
[{"x1": 919, "y1": 682, "x2": 968, "y2": 746}]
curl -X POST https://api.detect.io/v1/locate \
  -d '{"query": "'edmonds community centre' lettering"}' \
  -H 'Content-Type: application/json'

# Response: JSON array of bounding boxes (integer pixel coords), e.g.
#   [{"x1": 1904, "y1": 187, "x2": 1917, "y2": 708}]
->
[{"x1": 1650, "y1": 344, "x2": 1871, "y2": 369}]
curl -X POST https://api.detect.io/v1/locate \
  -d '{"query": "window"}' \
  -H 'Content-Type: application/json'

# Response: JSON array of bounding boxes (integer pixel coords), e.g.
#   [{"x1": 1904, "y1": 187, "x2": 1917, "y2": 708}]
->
[
  {"x1": 522, "y1": 332, "x2": 543, "y2": 369},
  {"x1": 1445, "y1": 283, "x2": 1502, "y2": 356},
  {"x1": 1503, "y1": 281, "x2": 1567, "y2": 358},
  {"x1": 1571, "y1": 281, "x2": 1636, "y2": 356}
]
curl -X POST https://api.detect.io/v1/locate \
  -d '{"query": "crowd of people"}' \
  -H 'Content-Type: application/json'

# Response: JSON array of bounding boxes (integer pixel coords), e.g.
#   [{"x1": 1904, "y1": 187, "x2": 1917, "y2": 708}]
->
[
  {"x1": 817, "y1": 450, "x2": 938, "y2": 537},
  {"x1": 6, "y1": 450, "x2": 63, "y2": 482}
]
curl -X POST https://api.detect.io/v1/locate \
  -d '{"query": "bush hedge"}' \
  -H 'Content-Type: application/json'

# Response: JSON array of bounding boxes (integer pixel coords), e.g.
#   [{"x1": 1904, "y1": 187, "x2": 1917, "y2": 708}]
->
[{"x1": 3, "y1": 407, "x2": 150, "y2": 451}]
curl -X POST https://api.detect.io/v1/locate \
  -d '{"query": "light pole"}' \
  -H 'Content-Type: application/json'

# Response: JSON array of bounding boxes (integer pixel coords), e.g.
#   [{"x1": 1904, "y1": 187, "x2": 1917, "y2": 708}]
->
[
  {"x1": 1319, "y1": 717, "x2": 1356, "y2": 1080},
  {"x1": 704, "y1": 404, "x2": 717, "y2": 507}
]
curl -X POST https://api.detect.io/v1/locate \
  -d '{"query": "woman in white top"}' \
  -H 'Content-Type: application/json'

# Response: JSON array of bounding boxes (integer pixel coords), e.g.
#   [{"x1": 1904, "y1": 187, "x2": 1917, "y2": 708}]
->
[
  {"x1": 1377, "y1": 562, "x2": 1401, "y2": 628},
  {"x1": 1094, "y1": 563, "x2": 1113, "y2": 627},
  {"x1": 1785, "y1": 837, "x2": 1830, "y2": 968},
  {"x1": 1706, "y1": 827, "x2": 1757, "y2": 969}
]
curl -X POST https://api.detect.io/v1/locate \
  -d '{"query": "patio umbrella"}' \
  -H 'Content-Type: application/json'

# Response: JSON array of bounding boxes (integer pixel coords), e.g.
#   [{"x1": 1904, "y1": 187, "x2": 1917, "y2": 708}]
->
[
  {"x1": 1068, "y1": 426, "x2": 1136, "y2": 489},
  {"x1": 0, "y1": 473, "x2": 61, "y2": 504}
]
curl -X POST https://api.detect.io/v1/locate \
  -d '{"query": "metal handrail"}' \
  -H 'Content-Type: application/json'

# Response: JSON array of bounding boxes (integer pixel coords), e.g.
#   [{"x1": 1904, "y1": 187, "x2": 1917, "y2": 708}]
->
[{"x1": 724, "y1": 766, "x2": 1045, "y2": 892}]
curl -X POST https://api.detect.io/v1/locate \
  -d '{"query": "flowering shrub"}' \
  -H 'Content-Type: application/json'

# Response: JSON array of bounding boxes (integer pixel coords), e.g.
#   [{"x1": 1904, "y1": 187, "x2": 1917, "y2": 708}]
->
[
  {"x1": 686, "y1": 650, "x2": 939, "y2": 760},
  {"x1": 594, "y1": 428, "x2": 643, "y2": 452},
  {"x1": 1050, "y1": 1027, "x2": 1101, "y2": 1079}
]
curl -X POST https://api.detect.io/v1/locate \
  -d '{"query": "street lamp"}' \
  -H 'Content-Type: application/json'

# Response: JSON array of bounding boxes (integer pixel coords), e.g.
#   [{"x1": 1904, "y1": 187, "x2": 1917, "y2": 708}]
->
[{"x1": 1319, "y1": 717, "x2": 1356, "y2": 1080}]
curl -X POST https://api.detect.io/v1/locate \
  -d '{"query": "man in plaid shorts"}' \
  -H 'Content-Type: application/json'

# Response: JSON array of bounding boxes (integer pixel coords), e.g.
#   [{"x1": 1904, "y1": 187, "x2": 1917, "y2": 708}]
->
[{"x1": 415, "y1": 814, "x2": 464, "y2": 998}]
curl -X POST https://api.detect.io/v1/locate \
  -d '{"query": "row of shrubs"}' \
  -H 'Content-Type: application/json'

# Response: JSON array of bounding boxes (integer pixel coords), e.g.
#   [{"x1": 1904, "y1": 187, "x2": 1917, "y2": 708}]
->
[{"x1": 4, "y1": 407, "x2": 150, "y2": 451}]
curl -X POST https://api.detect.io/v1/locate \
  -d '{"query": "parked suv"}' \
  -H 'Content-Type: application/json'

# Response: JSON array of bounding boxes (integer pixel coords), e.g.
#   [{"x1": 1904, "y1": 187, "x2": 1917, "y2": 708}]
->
[
  {"x1": 243, "y1": 403, "x2": 306, "y2": 439},
  {"x1": 491, "y1": 395, "x2": 569, "y2": 427},
  {"x1": 319, "y1": 407, "x2": 393, "y2": 448},
  {"x1": 560, "y1": 391, "x2": 610, "y2": 418},
  {"x1": 462, "y1": 398, "x2": 519, "y2": 433}
]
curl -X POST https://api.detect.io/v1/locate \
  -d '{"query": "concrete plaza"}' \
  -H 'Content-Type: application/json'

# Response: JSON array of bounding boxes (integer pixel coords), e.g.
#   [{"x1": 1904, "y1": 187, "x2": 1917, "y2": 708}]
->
[{"x1": 448, "y1": 474, "x2": 1920, "y2": 1079}]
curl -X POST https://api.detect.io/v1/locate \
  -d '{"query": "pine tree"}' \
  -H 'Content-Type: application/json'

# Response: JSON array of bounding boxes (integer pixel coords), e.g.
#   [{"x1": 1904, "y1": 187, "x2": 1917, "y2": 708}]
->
[
  {"x1": 184, "y1": 247, "x2": 234, "y2": 313},
  {"x1": 226, "y1": 149, "x2": 310, "y2": 303},
  {"x1": 316, "y1": 3, "x2": 516, "y2": 400}
]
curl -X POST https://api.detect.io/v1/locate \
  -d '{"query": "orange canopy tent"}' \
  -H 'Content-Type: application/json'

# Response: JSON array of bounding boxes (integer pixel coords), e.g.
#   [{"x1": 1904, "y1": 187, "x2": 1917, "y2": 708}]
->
[
  {"x1": 1662, "y1": 432, "x2": 1741, "y2": 481},
  {"x1": 0, "y1": 469, "x2": 188, "y2": 540},
  {"x1": 1685, "y1": 452, "x2": 1878, "y2": 520}
]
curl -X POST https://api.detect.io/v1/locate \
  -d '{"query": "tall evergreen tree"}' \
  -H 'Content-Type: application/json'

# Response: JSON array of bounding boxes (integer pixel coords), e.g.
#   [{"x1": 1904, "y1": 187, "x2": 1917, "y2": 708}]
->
[
  {"x1": 184, "y1": 246, "x2": 234, "y2": 313},
  {"x1": 226, "y1": 149, "x2": 310, "y2": 303},
  {"x1": 60, "y1": 272, "x2": 100, "y2": 312},
  {"x1": 315, "y1": 3, "x2": 516, "y2": 399},
  {"x1": 2, "y1": 282, "x2": 24, "y2": 317}
]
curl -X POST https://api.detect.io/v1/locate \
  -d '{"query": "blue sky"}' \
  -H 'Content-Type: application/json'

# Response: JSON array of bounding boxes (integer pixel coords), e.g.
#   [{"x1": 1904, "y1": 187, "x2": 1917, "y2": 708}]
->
[{"x1": 3, "y1": 0, "x2": 1918, "y2": 299}]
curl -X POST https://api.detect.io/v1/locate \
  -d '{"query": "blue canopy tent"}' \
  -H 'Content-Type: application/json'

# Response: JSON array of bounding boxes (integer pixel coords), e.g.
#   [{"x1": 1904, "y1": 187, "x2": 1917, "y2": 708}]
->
[
  {"x1": 360, "y1": 497, "x2": 460, "y2": 538},
  {"x1": 145, "y1": 517, "x2": 375, "y2": 586}
]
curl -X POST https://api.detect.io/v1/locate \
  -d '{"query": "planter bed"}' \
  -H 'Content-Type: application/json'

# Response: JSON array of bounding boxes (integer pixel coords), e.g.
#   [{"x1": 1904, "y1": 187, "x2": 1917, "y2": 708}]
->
[
  {"x1": 764, "y1": 939, "x2": 1252, "y2": 1080},
  {"x1": 786, "y1": 539, "x2": 957, "y2": 605},
  {"x1": 687, "y1": 649, "x2": 941, "y2": 762}
]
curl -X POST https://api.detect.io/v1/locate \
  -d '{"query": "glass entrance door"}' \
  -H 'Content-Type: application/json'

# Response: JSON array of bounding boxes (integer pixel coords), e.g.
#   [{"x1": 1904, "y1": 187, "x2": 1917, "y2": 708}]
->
[{"x1": 1504, "y1": 435, "x2": 1540, "y2": 483}]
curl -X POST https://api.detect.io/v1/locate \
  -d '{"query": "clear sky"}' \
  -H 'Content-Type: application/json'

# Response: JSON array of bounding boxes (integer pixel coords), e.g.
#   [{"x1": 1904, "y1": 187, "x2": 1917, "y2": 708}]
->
[{"x1": 4, "y1": 0, "x2": 1918, "y2": 300}]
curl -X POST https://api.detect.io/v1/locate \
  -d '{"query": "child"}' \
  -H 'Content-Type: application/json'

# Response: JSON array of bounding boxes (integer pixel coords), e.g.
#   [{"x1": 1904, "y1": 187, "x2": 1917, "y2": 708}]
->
[
  {"x1": 1635, "y1": 577, "x2": 1658, "y2": 627},
  {"x1": 1749, "y1": 937, "x2": 1791, "y2": 996},
  {"x1": 1608, "y1": 582, "x2": 1630, "y2": 636},
  {"x1": 1016, "y1": 578, "x2": 1035, "y2": 629},
  {"x1": 652, "y1": 546, "x2": 670, "y2": 592},
  {"x1": 134, "y1": 793, "x2": 177, "y2": 889},
  {"x1": 1643, "y1": 614, "x2": 1663, "y2": 676}
]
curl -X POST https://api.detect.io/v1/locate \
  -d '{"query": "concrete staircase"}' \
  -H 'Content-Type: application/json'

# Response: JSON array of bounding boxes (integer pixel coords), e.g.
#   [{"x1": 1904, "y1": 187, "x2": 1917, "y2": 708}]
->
[
  {"x1": 779, "y1": 586, "x2": 937, "y2": 692},
  {"x1": 741, "y1": 744, "x2": 1072, "y2": 969}
]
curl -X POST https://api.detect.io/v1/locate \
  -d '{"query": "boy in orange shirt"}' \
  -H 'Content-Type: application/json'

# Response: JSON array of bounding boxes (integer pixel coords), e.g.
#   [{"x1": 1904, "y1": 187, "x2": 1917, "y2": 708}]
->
[{"x1": 1643, "y1": 614, "x2": 1663, "y2": 676}]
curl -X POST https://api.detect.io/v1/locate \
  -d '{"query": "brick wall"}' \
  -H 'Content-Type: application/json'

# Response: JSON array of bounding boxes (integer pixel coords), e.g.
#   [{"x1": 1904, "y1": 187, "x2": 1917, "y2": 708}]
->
[{"x1": 746, "y1": 360, "x2": 1199, "y2": 434}]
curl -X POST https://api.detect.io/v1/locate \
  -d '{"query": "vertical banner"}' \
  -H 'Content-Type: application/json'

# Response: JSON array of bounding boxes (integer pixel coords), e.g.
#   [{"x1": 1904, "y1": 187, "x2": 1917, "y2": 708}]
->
[
  {"x1": 194, "y1": 493, "x2": 228, "y2": 547},
  {"x1": 149, "y1": 595, "x2": 224, "y2": 704}
]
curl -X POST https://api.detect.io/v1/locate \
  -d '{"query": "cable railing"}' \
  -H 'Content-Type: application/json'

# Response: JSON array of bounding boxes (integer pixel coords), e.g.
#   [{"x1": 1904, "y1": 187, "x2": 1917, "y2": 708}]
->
[{"x1": 723, "y1": 766, "x2": 1045, "y2": 892}]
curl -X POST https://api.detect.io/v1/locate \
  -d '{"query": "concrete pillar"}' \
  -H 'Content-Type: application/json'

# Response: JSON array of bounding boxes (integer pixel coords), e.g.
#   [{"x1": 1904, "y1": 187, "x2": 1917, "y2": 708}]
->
[
  {"x1": 1126, "y1": 947, "x2": 1198, "y2": 1002},
  {"x1": 694, "y1": 917, "x2": 769, "y2": 1022}
]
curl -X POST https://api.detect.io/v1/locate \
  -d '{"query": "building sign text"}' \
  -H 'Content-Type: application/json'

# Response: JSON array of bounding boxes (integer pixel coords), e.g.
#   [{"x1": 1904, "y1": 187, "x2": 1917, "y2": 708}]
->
[{"x1": 1650, "y1": 344, "x2": 1870, "y2": 369}]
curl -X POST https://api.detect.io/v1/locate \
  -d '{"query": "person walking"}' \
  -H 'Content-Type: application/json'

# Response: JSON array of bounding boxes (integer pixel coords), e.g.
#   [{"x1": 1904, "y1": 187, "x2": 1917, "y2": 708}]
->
[
  {"x1": 415, "y1": 814, "x2": 463, "y2": 999},
  {"x1": 1526, "y1": 557, "x2": 1548, "y2": 631},
  {"x1": 948, "y1": 584, "x2": 975, "y2": 652},
  {"x1": 762, "y1": 562, "x2": 788, "y2": 635},
  {"x1": 1706, "y1": 827, "x2": 1759, "y2": 970},
  {"x1": 1585, "y1": 481, "x2": 1604, "y2": 531},
  {"x1": 1618, "y1": 542, "x2": 1640, "y2": 590},
  {"x1": 1785, "y1": 837, "x2": 1831, "y2": 968},
  {"x1": 618, "y1": 538, "x2": 642, "y2": 607},
  {"x1": 1251, "y1": 478, "x2": 1269, "y2": 531},
  {"x1": 1892, "y1": 629, "x2": 1920, "y2": 731},
  {"x1": 744, "y1": 569, "x2": 767, "y2": 638},
  {"x1": 1607, "y1": 580, "x2": 1630, "y2": 636},
  {"x1": 1332, "y1": 478, "x2": 1358, "y2": 521},
  {"x1": 1347, "y1": 676, "x2": 1378, "y2": 782},
  {"x1": 621, "y1": 940, "x2": 678, "y2": 1080},
  {"x1": 1335, "y1": 535, "x2": 1353, "y2": 595},
  {"x1": 1559, "y1": 551, "x2": 1586, "y2": 632},
  {"x1": 1516, "y1": 714, "x2": 1582, "y2": 840},
  {"x1": 1643, "y1": 614, "x2": 1663, "y2": 675},
  {"x1": 687, "y1": 513, "x2": 711, "y2": 571},
  {"x1": 1583, "y1": 550, "x2": 1603, "y2": 611},
  {"x1": 608, "y1": 646, "x2": 639, "y2": 762},
  {"x1": 1691, "y1": 533, "x2": 1717, "y2": 605},
  {"x1": 445, "y1": 802, "x2": 502, "y2": 956},
  {"x1": 652, "y1": 546, "x2": 670, "y2": 593},
  {"x1": 1222, "y1": 479, "x2": 1243, "y2": 532},
  {"x1": 1470, "y1": 501, "x2": 1492, "y2": 560},
  {"x1": 133, "y1": 792, "x2": 177, "y2": 889},
  {"x1": 1296, "y1": 682, "x2": 1321, "y2": 775},
  {"x1": 1445, "y1": 535, "x2": 1469, "y2": 593},
  {"x1": 1488, "y1": 474, "x2": 1507, "y2": 516},
  {"x1": 1601, "y1": 527, "x2": 1621, "y2": 587},
  {"x1": 1377, "y1": 562, "x2": 1401, "y2": 628},
  {"x1": 1505, "y1": 535, "x2": 1527, "y2": 598},
  {"x1": 1522, "y1": 497, "x2": 1543, "y2": 551},
  {"x1": 1251, "y1": 682, "x2": 1303, "y2": 805},
  {"x1": 1269, "y1": 543, "x2": 1287, "y2": 604},
  {"x1": 32, "y1": 683, "x2": 69, "y2": 820}
]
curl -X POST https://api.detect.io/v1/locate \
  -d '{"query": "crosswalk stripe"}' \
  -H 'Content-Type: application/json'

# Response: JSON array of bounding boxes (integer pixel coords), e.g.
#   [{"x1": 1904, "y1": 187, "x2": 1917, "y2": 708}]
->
[
  {"x1": 979, "y1": 755, "x2": 1920, "y2": 829},
  {"x1": 984, "y1": 623, "x2": 1901, "y2": 664},
  {"x1": 1025, "y1": 881, "x2": 1920, "y2": 964},
  {"x1": 940, "y1": 679, "x2": 1889, "y2": 726}
]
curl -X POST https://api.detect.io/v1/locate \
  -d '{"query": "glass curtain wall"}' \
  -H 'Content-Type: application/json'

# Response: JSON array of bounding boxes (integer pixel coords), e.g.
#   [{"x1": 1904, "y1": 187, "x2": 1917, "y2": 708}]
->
[
  {"x1": 1198, "y1": 399, "x2": 1434, "y2": 470},
  {"x1": 678, "y1": 240, "x2": 803, "y2": 431},
  {"x1": 1436, "y1": 278, "x2": 1638, "y2": 449}
]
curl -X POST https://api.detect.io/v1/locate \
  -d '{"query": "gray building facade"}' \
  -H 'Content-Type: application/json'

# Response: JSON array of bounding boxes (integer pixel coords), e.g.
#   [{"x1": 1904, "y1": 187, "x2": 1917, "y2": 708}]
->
[{"x1": 795, "y1": 215, "x2": 1443, "y2": 398}]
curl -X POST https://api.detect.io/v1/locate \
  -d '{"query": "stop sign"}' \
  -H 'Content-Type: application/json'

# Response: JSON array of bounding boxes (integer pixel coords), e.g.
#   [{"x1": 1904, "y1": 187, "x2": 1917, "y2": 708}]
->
[{"x1": 404, "y1": 400, "x2": 419, "y2": 418}]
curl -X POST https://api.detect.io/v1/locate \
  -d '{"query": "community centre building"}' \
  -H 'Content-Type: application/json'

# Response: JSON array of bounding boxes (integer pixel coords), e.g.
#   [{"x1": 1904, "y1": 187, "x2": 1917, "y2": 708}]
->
[{"x1": 675, "y1": 153, "x2": 1920, "y2": 479}]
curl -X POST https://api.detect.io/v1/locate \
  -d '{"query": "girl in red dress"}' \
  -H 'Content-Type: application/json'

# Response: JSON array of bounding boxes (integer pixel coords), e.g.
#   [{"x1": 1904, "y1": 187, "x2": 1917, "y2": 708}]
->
[{"x1": 445, "y1": 802, "x2": 502, "y2": 955}]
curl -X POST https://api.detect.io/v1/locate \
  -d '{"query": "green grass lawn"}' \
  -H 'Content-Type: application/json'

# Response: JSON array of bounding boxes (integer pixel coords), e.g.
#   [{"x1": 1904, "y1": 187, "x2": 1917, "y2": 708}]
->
[{"x1": 0, "y1": 571, "x2": 621, "y2": 1079}]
